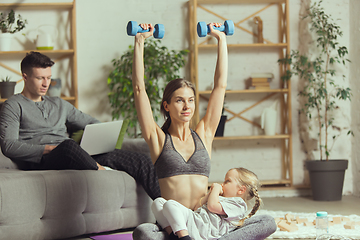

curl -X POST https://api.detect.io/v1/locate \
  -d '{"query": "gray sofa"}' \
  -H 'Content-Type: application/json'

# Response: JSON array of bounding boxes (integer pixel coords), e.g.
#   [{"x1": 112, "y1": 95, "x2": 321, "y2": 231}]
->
[{"x1": 0, "y1": 138, "x2": 155, "y2": 240}]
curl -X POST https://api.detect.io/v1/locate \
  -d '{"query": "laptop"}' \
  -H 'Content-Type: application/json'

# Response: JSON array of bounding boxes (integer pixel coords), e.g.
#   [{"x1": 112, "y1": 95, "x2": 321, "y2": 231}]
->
[{"x1": 80, "y1": 120, "x2": 123, "y2": 155}]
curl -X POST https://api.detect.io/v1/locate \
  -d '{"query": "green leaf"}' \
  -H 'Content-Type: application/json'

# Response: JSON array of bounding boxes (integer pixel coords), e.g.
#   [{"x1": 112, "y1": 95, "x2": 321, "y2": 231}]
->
[
  {"x1": 277, "y1": 0, "x2": 352, "y2": 159},
  {"x1": 107, "y1": 39, "x2": 188, "y2": 137}
]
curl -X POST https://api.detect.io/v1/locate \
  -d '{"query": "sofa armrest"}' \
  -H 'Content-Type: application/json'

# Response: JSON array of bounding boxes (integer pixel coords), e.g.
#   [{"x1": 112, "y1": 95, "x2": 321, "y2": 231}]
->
[{"x1": 0, "y1": 150, "x2": 27, "y2": 170}]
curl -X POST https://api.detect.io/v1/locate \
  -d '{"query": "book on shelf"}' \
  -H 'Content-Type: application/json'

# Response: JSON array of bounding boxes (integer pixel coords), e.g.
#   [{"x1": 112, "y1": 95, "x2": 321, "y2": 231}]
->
[
  {"x1": 251, "y1": 83, "x2": 270, "y2": 88},
  {"x1": 251, "y1": 77, "x2": 272, "y2": 83},
  {"x1": 255, "y1": 85, "x2": 270, "y2": 90},
  {"x1": 247, "y1": 85, "x2": 271, "y2": 90},
  {"x1": 252, "y1": 82, "x2": 270, "y2": 86},
  {"x1": 251, "y1": 72, "x2": 274, "y2": 79},
  {"x1": 245, "y1": 74, "x2": 273, "y2": 90}
]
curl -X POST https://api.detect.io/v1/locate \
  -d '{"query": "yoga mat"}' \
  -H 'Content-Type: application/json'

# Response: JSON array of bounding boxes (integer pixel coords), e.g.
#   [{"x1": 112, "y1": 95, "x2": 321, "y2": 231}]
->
[{"x1": 90, "y1": 233, "x2": 132, "y2": 240}]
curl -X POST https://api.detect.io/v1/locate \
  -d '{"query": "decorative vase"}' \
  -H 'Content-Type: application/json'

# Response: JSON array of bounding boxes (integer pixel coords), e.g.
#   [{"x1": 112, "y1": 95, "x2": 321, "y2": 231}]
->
[
  {"x1": 0, "y1": 33, "x2": 13, "y2": 51},
  {"x1": 305, "y1": 159, "x2": 348, "y2": 201},
  {"x1": 261, "y1": 107, "x2": 277, "y2": 135},
  {"x1": 47, "y1": 78, "x2": 61, "y2": 97},
  {"x1": 215, "y1": 115, "x2": 227, "y2": 137},
  {"x1": 0, "y1": 82, "x2": 16, "y2": 99}
]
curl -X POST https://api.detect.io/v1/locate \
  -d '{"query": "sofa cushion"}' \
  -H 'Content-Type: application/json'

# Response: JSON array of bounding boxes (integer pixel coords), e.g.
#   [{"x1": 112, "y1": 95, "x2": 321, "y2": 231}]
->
[
  {"x1": 121, "y1": 138, "x2": 150, "y2": 158},
  {"x1": 0, "y1": 169, "x2": 155, "y2": 240}
]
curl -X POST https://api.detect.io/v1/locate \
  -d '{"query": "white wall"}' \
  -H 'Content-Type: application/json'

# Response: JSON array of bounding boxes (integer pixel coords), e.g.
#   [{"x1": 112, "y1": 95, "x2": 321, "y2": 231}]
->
[
  {"x1": 288, "y1": 0, "x2": 353, "y2": 195},
  {"x1": 75, "y1": 0, "x2": 190, "y2": 121},
  {"x1": 3, "y1": 0, "x2": 357, "y2": 197}
]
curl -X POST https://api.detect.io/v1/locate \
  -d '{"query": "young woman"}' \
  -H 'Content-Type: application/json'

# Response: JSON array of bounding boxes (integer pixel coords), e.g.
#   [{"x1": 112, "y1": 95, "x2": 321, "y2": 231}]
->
[
  {"x1": 131, "y1": 23, "x2": 276, "y2": 240},
  {"x1": 151, "y1": 167, "x2": 262, "y2": 240}
]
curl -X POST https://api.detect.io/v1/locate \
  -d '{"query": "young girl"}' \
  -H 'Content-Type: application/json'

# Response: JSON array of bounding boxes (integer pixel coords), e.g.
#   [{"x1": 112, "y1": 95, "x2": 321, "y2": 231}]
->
[{"x1": 151, "y1": 167, "x2": 262, "y2": 240}]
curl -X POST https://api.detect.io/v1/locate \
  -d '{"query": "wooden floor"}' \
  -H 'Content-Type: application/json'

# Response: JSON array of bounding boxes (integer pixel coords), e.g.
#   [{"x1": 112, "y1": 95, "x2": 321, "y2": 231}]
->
[{"x1": 261, "y1": 195, "x2": 360, "y2": 216}]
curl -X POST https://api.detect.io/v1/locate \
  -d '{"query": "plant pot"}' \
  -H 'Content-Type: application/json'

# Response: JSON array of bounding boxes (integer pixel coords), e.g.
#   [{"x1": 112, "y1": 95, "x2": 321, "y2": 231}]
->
[
  {"x1": 0, "y1": 82, "x2": 16, "y2": 99},
  {"x1": 305, "y1": 160, "x2": 348, "y2": 201},
  {"x1": 0, "y1": 33, "x2": 13, "y2": 51},
  {"x1": 215, "y1": 115, "x2": 227, "y2": 137}
]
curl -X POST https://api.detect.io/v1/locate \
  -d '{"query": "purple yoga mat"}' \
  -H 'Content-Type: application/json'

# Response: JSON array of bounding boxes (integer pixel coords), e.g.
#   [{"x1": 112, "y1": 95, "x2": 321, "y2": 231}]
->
[{"x1": 90, "y1": 233, "x2": 133, "y2": 240}]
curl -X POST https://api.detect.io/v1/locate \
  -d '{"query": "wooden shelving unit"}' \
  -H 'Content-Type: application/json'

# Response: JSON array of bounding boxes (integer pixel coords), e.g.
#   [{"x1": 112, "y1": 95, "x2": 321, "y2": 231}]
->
[
  {"x1": 0, "y1": 1, "x2": 78, "y2": 107},
  {"x1": 0, "y1": 2, "x2": 74, "y2": 10},
  {"x1": 199, "y1": 89, "x2": 289, "y2": 94},
  {"x1": 197, "y1": 43, "x2": 288, "y2": 48},
  {"x1": 188, "y1": 0, "x2": 292, "y2": 187}
]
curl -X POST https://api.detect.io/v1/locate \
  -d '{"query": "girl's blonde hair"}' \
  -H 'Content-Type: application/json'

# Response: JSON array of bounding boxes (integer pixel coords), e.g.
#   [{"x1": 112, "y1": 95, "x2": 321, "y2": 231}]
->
[{"x1": 231, "y1": 167, "x2": 262, "y2": 227}]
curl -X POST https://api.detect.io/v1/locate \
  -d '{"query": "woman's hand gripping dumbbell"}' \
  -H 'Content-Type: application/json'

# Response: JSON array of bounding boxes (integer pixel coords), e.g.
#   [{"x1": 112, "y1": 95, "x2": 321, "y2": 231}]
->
[
  {"x1": 127, "y1": 21, "x2": 165, "y2": 39},
  {"x1": 197, "y1": 20, "x2": 234, "y2": 37}
]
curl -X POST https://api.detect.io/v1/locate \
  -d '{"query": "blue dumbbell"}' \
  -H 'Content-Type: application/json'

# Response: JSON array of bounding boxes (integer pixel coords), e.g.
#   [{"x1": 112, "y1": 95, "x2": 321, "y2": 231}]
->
[
  {"x1": 126, "y1": 21, "x2": 165, "y2": 39},
  {"x1": 197, "y1": 20, "x2": 235, "y2": 37}
]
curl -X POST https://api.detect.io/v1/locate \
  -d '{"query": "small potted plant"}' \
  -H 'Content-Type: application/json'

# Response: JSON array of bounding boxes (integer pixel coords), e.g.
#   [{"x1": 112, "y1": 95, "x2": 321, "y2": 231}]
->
[
  {"x1": 0, "y1": 76, "x2": 16, "y2": 99},
  {"x1": 107, "y1": 39, "x2": 188, "y2": 137},
  {"x1": 278, "y1": 0, "x2": 351, "y2": 201},
  {"x1": 0, "y1": 9, "x2": 27, "y2": 51}
]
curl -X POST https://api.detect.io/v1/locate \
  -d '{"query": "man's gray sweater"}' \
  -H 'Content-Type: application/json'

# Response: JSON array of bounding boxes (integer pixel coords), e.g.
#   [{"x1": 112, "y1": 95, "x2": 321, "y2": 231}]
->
[{"x1": 0, "y1": 94, "x2": 99, "y2": 163}]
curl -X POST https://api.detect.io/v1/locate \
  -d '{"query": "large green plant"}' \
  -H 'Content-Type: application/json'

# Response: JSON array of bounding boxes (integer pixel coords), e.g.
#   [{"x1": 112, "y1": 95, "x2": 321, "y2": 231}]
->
[
  {"x1": 278, "y1": 0, "x2": 352, "y2": 161},
  {"x1": 0, "y1": 9, "x2": 27, "y2": 34},
  {"x1": 108, "y1": 39, "x2": 188, "y2": 137}
]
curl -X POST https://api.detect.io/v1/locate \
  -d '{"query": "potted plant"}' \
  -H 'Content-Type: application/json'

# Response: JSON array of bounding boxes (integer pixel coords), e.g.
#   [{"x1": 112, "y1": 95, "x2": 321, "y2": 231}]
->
[
  {"x1": 0, "y1": 76, "x2": 16, "y2": 99},
  {"x1": 0, "y1": 9, "x2": 27, "y2": 51},
  {"x1": 107, "y1": 39, "x2": 188, "y2": 137},
  {"x1": 278, "y1": 0, "x2": 351, "y2": 201}
]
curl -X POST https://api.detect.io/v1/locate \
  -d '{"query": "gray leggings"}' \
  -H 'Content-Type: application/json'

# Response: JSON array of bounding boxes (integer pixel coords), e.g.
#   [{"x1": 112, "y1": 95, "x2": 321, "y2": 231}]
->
[{"x1": 133, "y1": 214, "x2": 276, "y2": 240}]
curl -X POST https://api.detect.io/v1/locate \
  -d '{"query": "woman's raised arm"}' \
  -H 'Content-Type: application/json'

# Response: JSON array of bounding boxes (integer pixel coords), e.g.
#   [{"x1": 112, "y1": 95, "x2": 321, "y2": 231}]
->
[
  {"x1": 196, "y1": 23, "x2": 228, "y2": 145},
  {"x1": 132, "y1": 24, "x2": 163, "y2": 149}
]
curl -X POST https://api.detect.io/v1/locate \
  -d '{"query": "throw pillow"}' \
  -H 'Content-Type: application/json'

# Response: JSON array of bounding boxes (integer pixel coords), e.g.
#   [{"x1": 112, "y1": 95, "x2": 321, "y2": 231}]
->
[
  {"x1": 71, "y1": 129, "x2": 84, "y2": 144},
  {"x1": 115, "y1": 119, "x2": 129, "y2": 149}
]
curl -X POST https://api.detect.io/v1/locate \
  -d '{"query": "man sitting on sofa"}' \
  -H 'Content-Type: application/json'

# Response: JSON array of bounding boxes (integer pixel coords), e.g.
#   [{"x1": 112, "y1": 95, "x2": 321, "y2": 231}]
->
[{"x1": 0, "y1": 51, "x2": 160, "y2": 200}]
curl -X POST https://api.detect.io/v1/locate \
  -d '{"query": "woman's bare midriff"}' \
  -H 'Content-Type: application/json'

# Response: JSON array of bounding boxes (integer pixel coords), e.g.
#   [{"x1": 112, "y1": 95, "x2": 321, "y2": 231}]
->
[{"x1": 159, "y1": 174, "x2": 208, "y2": 210}]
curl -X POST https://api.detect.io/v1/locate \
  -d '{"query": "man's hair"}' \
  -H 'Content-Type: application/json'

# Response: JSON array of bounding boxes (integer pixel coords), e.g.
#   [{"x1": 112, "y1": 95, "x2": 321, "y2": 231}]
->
[{"x1": 21, "y1": 51, "x2": 55, "y2": 75}]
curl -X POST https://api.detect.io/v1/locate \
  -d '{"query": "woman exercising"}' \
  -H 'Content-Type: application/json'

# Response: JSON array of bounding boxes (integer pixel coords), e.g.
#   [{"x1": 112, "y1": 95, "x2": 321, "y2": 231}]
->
[{"x1": 131, "y1": 22, "x2": 276, "y2": 240}]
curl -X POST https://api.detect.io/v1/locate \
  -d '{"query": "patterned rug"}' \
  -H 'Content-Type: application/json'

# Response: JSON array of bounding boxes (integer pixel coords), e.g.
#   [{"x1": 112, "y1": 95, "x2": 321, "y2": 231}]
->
[
  {"x1": 89, "y1": 211, "x2": 360, "y2": 240},
  {"x1": 257, "y1": 210, "x2": 360, "y2": 239}
]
